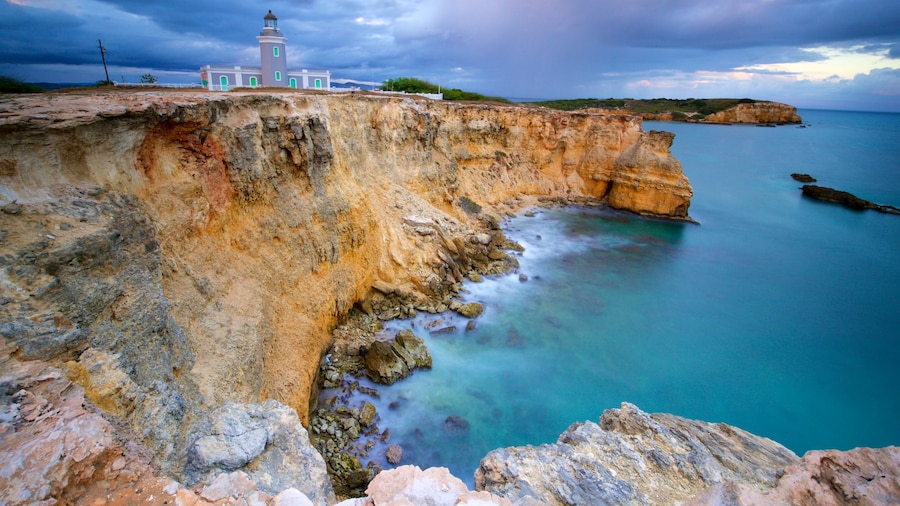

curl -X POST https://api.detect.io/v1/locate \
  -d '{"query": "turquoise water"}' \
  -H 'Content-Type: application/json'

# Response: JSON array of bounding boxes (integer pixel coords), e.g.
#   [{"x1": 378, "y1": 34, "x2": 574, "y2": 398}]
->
[{"x1": 336, "y1": 110, "x2": 900, "y2": 485}]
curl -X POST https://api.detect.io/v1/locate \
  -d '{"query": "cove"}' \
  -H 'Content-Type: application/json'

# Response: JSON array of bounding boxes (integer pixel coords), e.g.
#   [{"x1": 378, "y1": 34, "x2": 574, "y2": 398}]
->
[{"x1": 326, "y1": 109, "x2": 900, "y2": 486}]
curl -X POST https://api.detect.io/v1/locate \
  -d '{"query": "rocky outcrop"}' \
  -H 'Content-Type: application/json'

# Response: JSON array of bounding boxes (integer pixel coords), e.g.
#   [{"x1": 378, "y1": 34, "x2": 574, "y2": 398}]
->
[
  {"x1": 688, "y1": 446, "x2": 900, "y2": 506},
  {"x1": 703, "y1": 101, "x2": 802, "y2": 124},
  {"x1": 475, "y1": 402, "x2": 800, "y2": 505},
  {"x1": 184, "y1": 400, "x2": 335, "y2": 504},
  {"x1": 802, "y1": 184, "x2": 900, "y2": 214}
]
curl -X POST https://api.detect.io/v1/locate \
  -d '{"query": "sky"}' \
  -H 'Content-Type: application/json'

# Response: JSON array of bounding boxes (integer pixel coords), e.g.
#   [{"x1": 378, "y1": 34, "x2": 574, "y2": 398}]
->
[{"x1": 1, "y1": 0, "x2": 899, "y2": 111}]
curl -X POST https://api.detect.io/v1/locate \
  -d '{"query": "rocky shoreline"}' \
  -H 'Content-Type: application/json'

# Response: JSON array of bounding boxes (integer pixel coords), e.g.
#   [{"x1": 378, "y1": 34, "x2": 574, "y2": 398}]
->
[{"x1": 308, "y1": 205, "x2": 528, "y2": 497}]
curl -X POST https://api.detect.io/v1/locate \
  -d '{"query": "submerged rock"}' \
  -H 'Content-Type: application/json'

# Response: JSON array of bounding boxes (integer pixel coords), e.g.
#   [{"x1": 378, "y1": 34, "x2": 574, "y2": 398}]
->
[
  {"x1": 475, "y1": 402, "x2": 799, "y2": 505},
  {"x1": 443, "y1": 415, "x2": 470, "y2": 434}
]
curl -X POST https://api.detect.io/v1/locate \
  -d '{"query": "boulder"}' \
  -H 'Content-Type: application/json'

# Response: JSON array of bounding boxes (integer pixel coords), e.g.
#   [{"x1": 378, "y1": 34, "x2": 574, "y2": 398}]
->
[
  {"x1": 475, "y1": 402, "x2": 799, "y2": 505},
  {"x1": 185, "y1": 400, "x2": 335, "y2": 505},
  {"x1": 363, "y1": 330, "x2": 432, "y2": 384},
  {"x1": 456, "y1": 302, "x2": 486, "y2": 318},
  {"x1": 366, "y1": 465, "x2": 469, "y2": 506},
  {"x1": 386, "y1": 444, "x2": 403, "y2": 465},
  {"x1": 363, "y1": 466, "x2": 511, "y2": 506},
  {"x1": 358, "y1": 401, "x2": 377, "y2": 428}
]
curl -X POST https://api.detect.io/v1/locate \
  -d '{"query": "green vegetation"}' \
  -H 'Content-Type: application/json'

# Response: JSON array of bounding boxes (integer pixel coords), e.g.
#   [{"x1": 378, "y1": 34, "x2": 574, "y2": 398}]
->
[
  {"x1": 0, "y1": 75, "x2": 44, "y2": 93},
  {"x1": 382, "y1": 77, "x2": 510, "y2": 103},
  {"x1": 532, "y1": 97, "x2": 759, "y2": 119}
]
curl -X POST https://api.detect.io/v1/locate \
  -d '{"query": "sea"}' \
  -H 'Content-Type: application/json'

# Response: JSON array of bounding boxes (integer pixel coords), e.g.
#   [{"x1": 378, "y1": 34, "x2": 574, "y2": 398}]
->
[{"x1": 325, "y1": 109, "x2": 900, "y2": 486}]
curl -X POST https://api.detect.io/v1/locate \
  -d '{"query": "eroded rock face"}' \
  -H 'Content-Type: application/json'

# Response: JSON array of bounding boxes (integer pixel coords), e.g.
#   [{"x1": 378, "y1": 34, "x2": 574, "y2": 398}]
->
[
  {"x1": 703, "y1": 101, "x2": 802, "y2": 124},
  {"x1": 0, "y1": 185, "x2": 197, "y2": 471},
  {"x1": 0, "y1": 343, "x2": 115, "y2": 504},
  {"x1": 475, "y1": 402, "x2": 800, "y2": 505}
]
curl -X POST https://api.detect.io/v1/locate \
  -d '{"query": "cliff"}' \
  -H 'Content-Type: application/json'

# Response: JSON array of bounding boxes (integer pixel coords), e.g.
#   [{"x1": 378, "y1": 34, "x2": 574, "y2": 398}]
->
[
  {"x1": 3, "y1": 90, "x2": 894, "y2": 506},
  {"x1": 0, "y1": 89, "x2": 692, "y2": 500},
  {"x1": 702, "y1": 101, "x2": 802, "y2": 124}
]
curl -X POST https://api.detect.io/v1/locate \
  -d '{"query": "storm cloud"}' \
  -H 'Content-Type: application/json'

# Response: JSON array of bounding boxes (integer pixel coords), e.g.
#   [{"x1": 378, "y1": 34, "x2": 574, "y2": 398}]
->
[{"x1": 1, "y1": 0, "x2": 898, "y2": 110}]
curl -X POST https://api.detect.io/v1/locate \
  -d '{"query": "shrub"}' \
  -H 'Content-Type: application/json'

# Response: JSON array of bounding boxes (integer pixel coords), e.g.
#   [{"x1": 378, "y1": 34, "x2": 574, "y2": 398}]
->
[{"x1": 0, "y1": 76, "x2": 43, "y2": 93}]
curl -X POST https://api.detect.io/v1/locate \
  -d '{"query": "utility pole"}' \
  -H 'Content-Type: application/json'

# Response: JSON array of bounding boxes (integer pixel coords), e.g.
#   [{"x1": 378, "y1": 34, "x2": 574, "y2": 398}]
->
[{"x1": 98, "y1": 39, "x2": 110, "y2": 84}]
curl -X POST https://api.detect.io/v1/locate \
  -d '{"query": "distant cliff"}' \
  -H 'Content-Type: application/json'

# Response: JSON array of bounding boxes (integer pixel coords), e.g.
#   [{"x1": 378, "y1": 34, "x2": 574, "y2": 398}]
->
[
  {"x1": 702, "y1": 101, "x2": 802, "y2": 124},
  {"x1": 535, "y1": 98, "x2": 802, "y2": 124}
]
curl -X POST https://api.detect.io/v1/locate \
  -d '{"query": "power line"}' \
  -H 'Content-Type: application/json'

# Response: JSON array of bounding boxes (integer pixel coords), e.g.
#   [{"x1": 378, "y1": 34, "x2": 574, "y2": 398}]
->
[{"x1": 98, "y1": 39, "x2": 110, "y2": 84}]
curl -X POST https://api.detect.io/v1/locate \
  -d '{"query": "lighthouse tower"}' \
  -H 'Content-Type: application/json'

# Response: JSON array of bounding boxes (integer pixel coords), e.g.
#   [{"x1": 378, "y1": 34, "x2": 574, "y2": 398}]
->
[{"x1": 257, "y1": 10, "x2": 288, "y2": 87}]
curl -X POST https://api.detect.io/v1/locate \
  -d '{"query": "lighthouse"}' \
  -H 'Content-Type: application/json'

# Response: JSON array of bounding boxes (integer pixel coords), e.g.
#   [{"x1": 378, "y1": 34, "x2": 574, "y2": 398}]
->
[
  {"x1": 257, "y1": 10, "x2": 288, "y2": 87},
  {"x1": 199, "y1": 10, "x2": 330, "y2": 91}
]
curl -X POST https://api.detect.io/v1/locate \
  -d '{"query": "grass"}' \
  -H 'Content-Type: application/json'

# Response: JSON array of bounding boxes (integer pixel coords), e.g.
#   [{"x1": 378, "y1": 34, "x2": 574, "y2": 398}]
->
[{"x1": 0, "y1": 76, "x2": 44, "y2": 93}]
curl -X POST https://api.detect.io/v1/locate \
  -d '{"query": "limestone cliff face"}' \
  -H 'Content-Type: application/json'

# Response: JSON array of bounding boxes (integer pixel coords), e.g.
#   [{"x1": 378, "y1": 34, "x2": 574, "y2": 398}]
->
[
  {"x1": 703, "y1": 101, "x2": 802, "y2": 124},
  {"x1": 0, "y1": 91, "x2": 691, "y2": 477}
]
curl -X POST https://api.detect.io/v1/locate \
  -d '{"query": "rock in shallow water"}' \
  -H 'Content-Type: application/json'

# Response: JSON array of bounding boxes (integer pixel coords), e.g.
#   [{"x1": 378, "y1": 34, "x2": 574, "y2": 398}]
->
[
  {"x1": 386, "y1": 444, "x2": 403, "y2": 465},
  {"x1": 475, "y1": 402, "x2": 799, "y2": 505},
  {"x1": 363, "y1": 329, "x2": 432, "y2": 384}
]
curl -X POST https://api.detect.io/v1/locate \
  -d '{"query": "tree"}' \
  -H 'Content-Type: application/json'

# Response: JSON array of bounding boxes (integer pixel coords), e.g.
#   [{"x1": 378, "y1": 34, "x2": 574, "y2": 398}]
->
[{"x1": 140, "y1": 73, "x2": 158, "y2": 84}]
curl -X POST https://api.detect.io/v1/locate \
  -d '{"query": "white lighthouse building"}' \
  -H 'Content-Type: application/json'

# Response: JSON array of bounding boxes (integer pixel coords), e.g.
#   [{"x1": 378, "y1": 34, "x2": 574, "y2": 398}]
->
[{"x1": 200, "y1": 10, "x2": 331, "y2": 91}]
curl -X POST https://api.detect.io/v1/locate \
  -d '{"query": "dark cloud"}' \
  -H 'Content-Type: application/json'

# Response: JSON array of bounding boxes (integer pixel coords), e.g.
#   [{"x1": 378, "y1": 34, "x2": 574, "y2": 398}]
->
[{"x1": 1, "y1": 0, "x2": 898, "y2": 110}]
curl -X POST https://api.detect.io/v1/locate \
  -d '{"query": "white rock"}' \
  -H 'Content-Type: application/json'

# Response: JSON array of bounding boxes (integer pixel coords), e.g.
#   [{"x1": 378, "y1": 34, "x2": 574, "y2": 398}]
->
[{"x1": 271, "y1": 487, "x2": 314, "y2": 506}]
